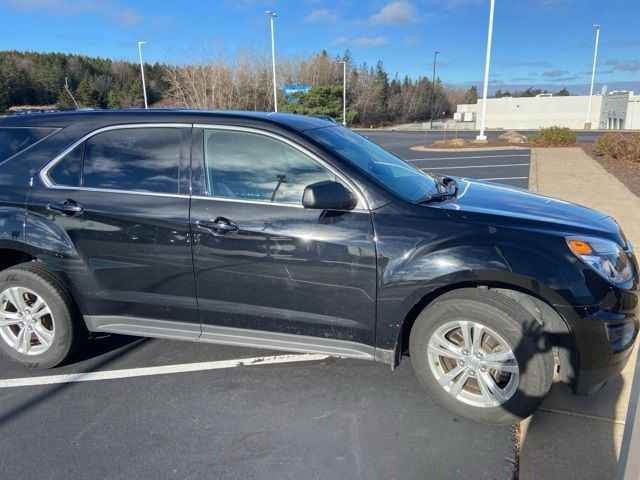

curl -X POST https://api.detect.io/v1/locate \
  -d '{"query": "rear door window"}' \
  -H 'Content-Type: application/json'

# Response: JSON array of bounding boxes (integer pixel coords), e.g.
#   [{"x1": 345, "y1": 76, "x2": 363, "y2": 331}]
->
[
  {"x1": 82, "y1": 128, "x2": 183, "y2": 194},
  {"x1": 0, "y1": 127, "x2": 56, "y2": 163}
]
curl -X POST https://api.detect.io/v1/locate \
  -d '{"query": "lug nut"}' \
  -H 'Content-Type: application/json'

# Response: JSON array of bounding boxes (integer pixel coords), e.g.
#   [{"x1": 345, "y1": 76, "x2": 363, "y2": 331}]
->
[
  {"x1": 475, "y1": 352, "x2": 483, "y2": 358},
  {"x1": 462, "y1": 349, "x2": 469, "y2": 355},
  {"x1": 469, "y1": 369, "x2": 476, "y2": 376},
  {"x1": 458, "y1": 359, "x2": 465, "y2": 366}
]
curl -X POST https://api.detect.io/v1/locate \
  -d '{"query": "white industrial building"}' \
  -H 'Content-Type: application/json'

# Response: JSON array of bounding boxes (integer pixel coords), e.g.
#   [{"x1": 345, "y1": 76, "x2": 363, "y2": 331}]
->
[{"x1": 456, "y1": 91, "x2": 640, "y2": 130}]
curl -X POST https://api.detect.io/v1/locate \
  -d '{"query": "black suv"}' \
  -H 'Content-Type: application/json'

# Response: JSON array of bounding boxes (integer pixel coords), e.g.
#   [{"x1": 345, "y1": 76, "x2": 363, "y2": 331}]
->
[{"x1": 0, "y1": 110, "x2": 637, "y2": 424}]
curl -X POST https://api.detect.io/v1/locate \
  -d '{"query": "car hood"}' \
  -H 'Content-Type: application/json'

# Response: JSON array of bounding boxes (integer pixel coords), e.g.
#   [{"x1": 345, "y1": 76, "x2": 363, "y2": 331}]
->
[{"x1": 437, "y1": 178, "x2": 621, "y2": 238}]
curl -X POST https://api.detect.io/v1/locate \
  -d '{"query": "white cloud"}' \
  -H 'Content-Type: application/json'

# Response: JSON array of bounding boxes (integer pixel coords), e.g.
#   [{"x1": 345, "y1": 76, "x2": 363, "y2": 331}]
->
[
  {"x1": 331, "y1": 37, "x2": 349, "y2": 46},
  {"x1": 304, "y1": 8, "x2": 339, "y2": 23},
  {"x1": 427, "y1": 0, "x2": 483, "y2": 7},
  {"x1": 369, "y1": 1, "x2": 417, "y2": 25},
  {"x1": 607, "y1": 58, "x2": 640, "y2": 73},
  {"x1": 331, "y1": 36, "x2": 389, "y2": 48},
  {"x1": 4, "y1": 0, "x2": 147, "y2": 27},
  {"x1": 542, "y1": 69, "x2": 570, "y2": 78},
  {"x1": 353, "y1": 36, "x2": 389, "y2": 47}
]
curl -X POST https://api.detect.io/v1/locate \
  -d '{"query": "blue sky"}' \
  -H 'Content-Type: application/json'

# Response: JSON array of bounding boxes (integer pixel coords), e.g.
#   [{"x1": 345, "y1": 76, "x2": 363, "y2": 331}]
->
[{"x1": 1, "y1": 0, "x2": 639, "y2": 94}]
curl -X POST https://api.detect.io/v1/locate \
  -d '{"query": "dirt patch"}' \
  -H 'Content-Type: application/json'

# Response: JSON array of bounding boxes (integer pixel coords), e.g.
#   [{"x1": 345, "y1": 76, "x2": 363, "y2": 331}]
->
[{"x1": 581, "y1": 143, "x2": 640, "y2": 199}]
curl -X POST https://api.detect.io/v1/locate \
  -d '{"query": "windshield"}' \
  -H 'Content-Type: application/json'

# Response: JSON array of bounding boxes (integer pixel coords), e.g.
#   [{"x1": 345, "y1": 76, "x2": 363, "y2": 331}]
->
[{"x1": 307, "y1": 126, "x2": 438, "y2": 202}]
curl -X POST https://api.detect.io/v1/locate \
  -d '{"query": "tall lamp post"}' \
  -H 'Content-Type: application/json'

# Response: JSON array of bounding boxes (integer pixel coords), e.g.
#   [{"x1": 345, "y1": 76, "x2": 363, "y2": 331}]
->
[
  {"x1": 266, "y1": 10, "x2": 278, "y2": 112},
  {"x1": 476, "y1": 0, "x2": 495, "y2": 141},
  {"x1": 340, "y1": 61, "x2": 347, "y2": 126},
  {"x1": 429, "y1": 51, "x2": 440, "y2": 129},
  {"x1": 137, "y1": 41, "x2": 148, "y2": 109},
  {"x1": 586, "y1": 24, "x2": 600, "y2": 129}
]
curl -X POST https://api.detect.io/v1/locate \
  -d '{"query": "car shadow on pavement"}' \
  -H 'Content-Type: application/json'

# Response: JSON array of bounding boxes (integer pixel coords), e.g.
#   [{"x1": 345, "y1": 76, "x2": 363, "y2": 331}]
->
[
  {"x1": 74, "y1": 333, "x2": 143, "y2": 363},
  {"x1": 519, "y1": 379, "x2": 622, "y2": 480},
  {"x1": 0, "y1": 335, "x2": 148, "y2": 427},
  {"x1": 504, "y1": 318, "x2": 622, "y2": 480}
]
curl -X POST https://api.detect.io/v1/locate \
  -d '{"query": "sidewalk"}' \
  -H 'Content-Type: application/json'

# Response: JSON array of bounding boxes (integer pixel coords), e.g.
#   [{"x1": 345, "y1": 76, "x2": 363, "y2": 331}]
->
[{"x1": 521, "y1": 147, "x2": 640, "y2": 480}]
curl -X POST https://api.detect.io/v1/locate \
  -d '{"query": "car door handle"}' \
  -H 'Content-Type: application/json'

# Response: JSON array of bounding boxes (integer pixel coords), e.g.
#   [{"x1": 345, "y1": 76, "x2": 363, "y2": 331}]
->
[
  {"x1": 198, "y1": 217, "x2": 238, "y2": 234},
  {"x1": 47, "y1": 200, "x2": 84, "y2": 217}
]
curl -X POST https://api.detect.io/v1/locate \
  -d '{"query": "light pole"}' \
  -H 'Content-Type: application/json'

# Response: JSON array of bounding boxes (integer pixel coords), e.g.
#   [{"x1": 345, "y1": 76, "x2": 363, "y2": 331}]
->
[
  {"x1": 266, "y1": 11, "x2": 278, "y2": 112},
  {"x1": 586, "y1": 24, "x2": 600, "y2": 129},
  {"x1": 137, "y1": 41, "x2": 148, "y2": 109},
  {"x1": 476, "y1": 0, "x2": 495, "y2": 141},
  {"x1": 429, "y1": 51, "x2": 440, "y2": 129},
  {"x1": 340, "y1": 61, "x2": 347, "y2": 126}
]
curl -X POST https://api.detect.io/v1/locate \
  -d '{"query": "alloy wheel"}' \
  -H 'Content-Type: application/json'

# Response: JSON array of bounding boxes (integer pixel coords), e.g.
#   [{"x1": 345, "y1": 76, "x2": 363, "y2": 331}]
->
[
  {"x1": 427, "y1": 320, "x2": 519, "y2": 408},
  {"x1": 0, "y1": 287, "x2": 55, "y2": 356}
]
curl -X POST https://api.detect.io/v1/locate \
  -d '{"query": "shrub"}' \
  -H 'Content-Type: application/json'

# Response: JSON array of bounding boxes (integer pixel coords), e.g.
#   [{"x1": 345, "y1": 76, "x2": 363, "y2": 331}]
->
[
  {"x1": 594, "y1": 132, "x2": 640, "y2": 162},
  {"x1": 529, "y1": 126, "x2": 577, "y2": 147}
]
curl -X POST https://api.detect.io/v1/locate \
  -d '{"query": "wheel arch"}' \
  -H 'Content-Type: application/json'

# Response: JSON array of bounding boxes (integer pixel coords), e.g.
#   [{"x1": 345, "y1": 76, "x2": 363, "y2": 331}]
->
[
  {"x1": 0, "y1": 246, "x2": 36, "y2": 272},
  {"x1": 396, "y1": 279, "x2": 579, "y2": 388}
]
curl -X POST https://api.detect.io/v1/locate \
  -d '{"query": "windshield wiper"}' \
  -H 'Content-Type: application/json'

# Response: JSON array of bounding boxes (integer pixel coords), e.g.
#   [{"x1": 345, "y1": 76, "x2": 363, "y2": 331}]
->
[{"x1": 417, "y1": 176, "x2": 458, "y2": 204}]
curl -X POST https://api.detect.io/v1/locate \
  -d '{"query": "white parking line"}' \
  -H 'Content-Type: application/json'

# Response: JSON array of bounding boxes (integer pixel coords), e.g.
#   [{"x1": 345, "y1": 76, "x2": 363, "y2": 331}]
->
[
  {"x1": 408, "y1": 154, "x2": 530, "y2": 161},
  {"x1": 478, "y1": 176, "x2": 528, "y2": 181},
  {"x1": 423, "y1": 163, "x2": 529, "y2": 170},
  {"x1": 0, "y1": 353, "x2": 330, "y2": 388}
]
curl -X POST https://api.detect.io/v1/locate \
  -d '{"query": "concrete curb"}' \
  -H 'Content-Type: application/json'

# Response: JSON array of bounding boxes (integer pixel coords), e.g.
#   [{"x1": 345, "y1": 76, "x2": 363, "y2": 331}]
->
[
  {"x1": 351, "y1": 127, "x2": 638, "y2": 133},
  {"x1": 520, "y1": 147, "x2": 640, "y2": 480},
  {"x1": 617, "y1": 345, "x2": 640, "y2": 480},
  {"x1": 528, "y1": 149, "x2": 539, "y2": 192},
  {"x1": 410, "y1": 145, "x2": 529, "y2": 153}
]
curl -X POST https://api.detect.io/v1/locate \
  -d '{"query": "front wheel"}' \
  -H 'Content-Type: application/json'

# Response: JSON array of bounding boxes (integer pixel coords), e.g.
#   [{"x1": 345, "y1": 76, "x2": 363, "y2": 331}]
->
[{"x1": 409, "y1": 288, "x2": 554, "y2": 425}]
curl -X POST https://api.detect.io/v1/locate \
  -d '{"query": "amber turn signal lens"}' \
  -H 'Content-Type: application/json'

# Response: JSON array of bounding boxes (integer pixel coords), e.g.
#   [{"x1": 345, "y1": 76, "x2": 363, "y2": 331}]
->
[{"x1": 568, "y1": 240, "x2": 593, "y2": 255}]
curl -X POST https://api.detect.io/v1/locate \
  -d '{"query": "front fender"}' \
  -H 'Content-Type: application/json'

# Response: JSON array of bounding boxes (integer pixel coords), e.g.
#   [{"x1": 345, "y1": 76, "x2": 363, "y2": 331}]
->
[{"x1": 372, "y1": 206, "x2": 614, "y2": 352}]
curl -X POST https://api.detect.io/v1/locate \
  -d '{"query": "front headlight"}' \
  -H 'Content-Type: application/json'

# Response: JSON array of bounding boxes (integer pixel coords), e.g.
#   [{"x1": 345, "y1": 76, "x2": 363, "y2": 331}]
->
[{"x1": 567, "y1": 237, "x2": 635, "y2": 284}]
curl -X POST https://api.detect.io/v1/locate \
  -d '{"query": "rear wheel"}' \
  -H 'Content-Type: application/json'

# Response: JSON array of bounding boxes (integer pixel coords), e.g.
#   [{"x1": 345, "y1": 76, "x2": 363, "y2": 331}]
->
[
  {"x1": 0, "y1": 264, "x2": 86, "y2": 368},
  {"x1": 409, "y1": 288, "x2": 553, "y2": 425}
]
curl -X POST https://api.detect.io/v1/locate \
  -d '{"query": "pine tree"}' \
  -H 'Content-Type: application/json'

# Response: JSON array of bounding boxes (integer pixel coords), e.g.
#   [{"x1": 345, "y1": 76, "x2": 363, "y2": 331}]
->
[
  {"x1": 107, "y1": 90, "x2": 120, "y2": 109},
  {"x1": 76, "y1": 76, "x2": 102, "y2": 108},
  {"x1": 56, "y1": 87, "x2": 76, "y2": 109},
  {"x1": 463, "y1": 85, "x2": 478, "y2": 104}
]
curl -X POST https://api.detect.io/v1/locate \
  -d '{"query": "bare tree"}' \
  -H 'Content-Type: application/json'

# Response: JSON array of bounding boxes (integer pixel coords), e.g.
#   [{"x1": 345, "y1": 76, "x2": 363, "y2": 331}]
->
[{"x1": 162, "y1": 42, "x2": 464, "y2": 126}]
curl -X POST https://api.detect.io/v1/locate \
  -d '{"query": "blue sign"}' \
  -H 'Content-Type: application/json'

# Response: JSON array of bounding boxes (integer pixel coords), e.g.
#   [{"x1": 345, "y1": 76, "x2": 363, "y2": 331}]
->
[{"x1": 283, "y1": 84, "x2": 311, "y2": 103}]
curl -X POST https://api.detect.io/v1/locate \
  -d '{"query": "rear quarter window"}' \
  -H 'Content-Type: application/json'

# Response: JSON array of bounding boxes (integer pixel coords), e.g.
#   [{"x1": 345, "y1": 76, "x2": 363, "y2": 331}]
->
[
  {"x1": 82, "y1": 127, "x2": 183, "y2": 194},
  {"x1": 0, "y1": 127, "x2": 56, "y2": 163}
]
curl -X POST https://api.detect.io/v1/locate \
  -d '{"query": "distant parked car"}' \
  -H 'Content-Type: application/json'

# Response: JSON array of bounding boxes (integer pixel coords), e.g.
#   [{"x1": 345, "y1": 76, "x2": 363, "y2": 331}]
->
[{"x1": 0, "y1": 110, "x2": 637, "y2": 425}]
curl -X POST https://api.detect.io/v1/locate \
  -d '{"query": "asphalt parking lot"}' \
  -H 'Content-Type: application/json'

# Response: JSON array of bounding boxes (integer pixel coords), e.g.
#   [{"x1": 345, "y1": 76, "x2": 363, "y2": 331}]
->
[
  {"x1": 361, "y1": 128, "x2": 602, "y2": 144},
  {"x1": 0, "y1": 132, "x2": 529, "y2": 480},
  {"x1": 363, "y1": 130, "x2": 531, "y2": 189}
]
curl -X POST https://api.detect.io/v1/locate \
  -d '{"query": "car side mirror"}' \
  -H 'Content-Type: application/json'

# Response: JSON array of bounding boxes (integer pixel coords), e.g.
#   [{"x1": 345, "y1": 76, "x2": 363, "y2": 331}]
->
[{"x1": 302, "y1": 180, "x2": 358, "y2": 211}]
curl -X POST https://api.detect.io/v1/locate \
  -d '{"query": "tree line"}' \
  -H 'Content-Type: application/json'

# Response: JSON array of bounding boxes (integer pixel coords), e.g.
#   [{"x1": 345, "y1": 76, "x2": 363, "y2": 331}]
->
[
  {"x1": 494, "y1": 87, "x2": 571, "y2": 98},
  {"x1": 1, "y1": 49, "x2": 484, "y2": 126},
  {"x1": 161, "y1": 48, "x2": 469, "y2": 127},
  {"x1": 0, "y1": 51, "x2": 167, "y2": 111}
]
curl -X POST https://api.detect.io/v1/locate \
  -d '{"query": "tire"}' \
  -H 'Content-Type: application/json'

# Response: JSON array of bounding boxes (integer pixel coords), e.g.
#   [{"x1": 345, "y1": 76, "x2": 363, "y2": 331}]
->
[
  {"x1": 409, "y1": 288, "x2": 553, "y2": 425},
  {"x1": 0, "y1": 263, "x2": 86, "y2": 369}
]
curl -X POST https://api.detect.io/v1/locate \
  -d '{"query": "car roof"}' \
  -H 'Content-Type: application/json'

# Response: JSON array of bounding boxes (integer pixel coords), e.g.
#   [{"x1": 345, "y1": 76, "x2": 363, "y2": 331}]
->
[{"x1": 0, "y1": 109, "x2": 333, "y2": 132}]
